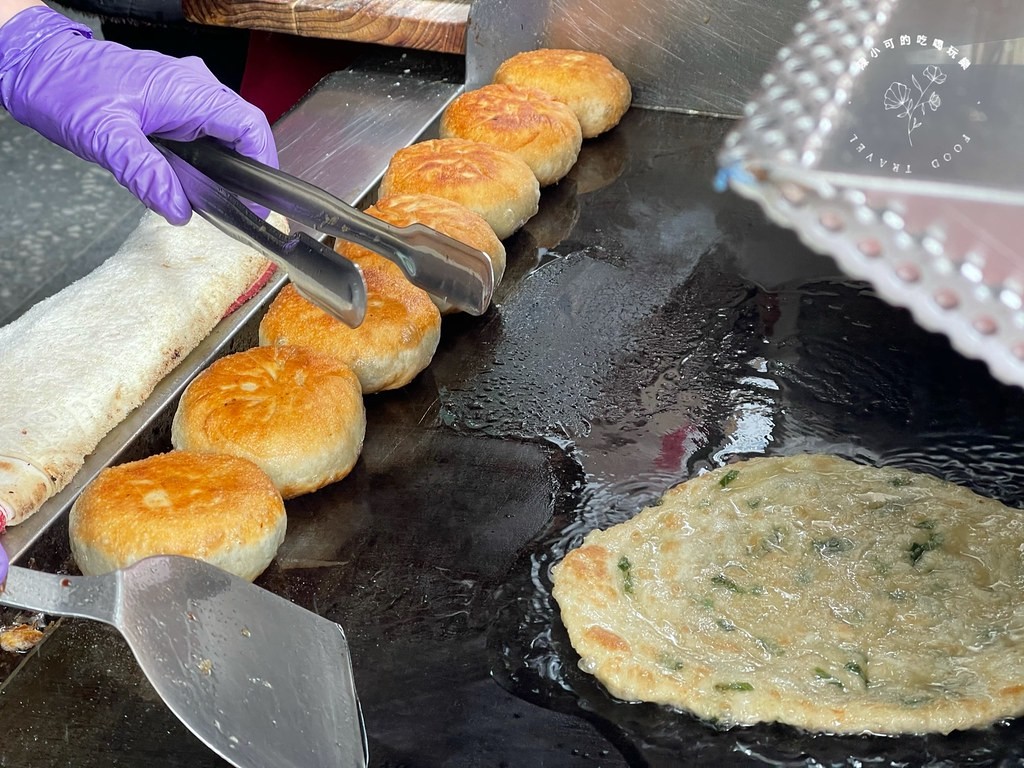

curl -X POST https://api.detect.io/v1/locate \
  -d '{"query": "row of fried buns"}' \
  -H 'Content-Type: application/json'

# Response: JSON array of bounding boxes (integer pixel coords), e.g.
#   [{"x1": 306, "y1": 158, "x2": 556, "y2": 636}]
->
[{"x1": 69, "y1": 49, "x2": 632, "y2": 582}]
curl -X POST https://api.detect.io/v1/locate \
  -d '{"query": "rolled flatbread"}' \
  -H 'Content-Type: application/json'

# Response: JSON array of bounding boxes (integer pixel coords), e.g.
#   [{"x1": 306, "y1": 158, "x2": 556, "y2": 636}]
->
[{"x1": 0, "y1": 211, "x2": 273, "y2": 528}]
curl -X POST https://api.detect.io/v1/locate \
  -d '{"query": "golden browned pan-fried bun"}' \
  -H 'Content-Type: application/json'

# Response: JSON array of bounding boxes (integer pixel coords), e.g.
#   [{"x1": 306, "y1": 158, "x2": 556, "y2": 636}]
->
[
  {"x1": 439, "y1": 83, "x2": 582, "y2": 187},
  {"x1": 377, "y1": 138, "x2": 539, "y2": 240},
  {"x1": 494, "y1": 49, "x2": 632, "y2": 138},
  {"x1": 69, "y1": 450, "x2": 286, "y2": 582},
  {"x1": 259, "y1": 253, "x2": 441, "y2": 393},
  {"x1": 171, "y1": 345, "x2": 365, "y2": 498},
  {"x1": 356, "y1": 194, "x2": 506, "y2": 314},
  {"x1": 553, "y1": 454, "x2": 1024, "y2": 735}
]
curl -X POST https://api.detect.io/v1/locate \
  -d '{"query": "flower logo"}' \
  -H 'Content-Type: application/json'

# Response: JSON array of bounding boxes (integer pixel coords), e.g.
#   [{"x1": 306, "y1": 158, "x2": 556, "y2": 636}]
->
[{"x1": 883, "y1": 65, "x2": 947, "y2": 146}]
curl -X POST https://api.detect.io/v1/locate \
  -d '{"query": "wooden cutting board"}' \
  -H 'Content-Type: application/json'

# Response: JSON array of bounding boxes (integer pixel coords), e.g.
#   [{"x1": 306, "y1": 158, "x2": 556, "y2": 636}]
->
[{"x1": 183, "y1": 0, "x2": 471, "y2": 54}]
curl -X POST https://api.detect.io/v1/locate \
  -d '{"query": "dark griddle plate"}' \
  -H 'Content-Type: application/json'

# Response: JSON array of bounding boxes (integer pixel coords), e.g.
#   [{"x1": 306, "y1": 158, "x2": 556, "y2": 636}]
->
[{"x1": 3, "y1": 109, "x2": 1024, "y2": 768}]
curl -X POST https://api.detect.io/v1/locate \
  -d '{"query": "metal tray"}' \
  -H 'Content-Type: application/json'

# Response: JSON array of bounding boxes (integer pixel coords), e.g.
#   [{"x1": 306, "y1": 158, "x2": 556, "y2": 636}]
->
[{"x1": 4, "y1": 105, "x2": 1024, "y2": 768}]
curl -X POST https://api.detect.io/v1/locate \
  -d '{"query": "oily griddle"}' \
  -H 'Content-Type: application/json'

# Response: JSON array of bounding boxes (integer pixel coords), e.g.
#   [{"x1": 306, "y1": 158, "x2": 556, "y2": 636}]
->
[{"x1": 4, "y1": 109, "x2": 1024, "y2": 768}]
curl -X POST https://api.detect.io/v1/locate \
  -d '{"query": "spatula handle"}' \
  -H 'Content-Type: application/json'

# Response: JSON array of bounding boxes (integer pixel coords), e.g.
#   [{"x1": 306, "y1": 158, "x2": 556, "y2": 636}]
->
[{"x1": 0, "y1": 566, "x2": 118, "y2": 625}]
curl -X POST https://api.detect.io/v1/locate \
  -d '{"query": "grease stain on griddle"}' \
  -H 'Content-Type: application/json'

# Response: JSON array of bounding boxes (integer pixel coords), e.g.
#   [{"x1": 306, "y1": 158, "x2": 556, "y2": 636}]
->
[{"x1": 435, "y1": 241, "x2": 708, "y2": 442}]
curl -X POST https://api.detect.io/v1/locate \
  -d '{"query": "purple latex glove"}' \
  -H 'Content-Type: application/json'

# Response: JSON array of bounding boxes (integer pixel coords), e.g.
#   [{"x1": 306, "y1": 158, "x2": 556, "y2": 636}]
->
[
  {"x1": 0, "y1": 6, "x2": 277, "y2": 225},
  {"x1": 0, "y1": 540, "x2": 7, "y2": 586}
]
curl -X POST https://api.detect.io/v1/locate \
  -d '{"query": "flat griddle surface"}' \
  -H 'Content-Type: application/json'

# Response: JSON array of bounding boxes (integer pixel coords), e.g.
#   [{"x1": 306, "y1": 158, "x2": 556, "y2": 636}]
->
[{"x1": 4, "y1": 110, "x2": 1024, "y2": 767}]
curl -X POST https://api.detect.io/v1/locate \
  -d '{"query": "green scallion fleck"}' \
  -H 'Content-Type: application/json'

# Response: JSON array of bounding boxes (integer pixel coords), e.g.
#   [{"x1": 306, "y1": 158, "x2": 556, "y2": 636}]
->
[
  {"x1": 719, "y1": 469, "x2": 740, "y2": 488},
  {"x1": 714, "y1": 681, "x2": 754, "y2": 692},
  {"x1": 908, "y1": 531, "x2": 943, "y2": 565},
  {"x1": 814, "y1": 667, "x2": 844, "y2": 689},
  {"x1": 711, "y1": 574, "x2": 743, "y2": 593},
  {"x1": 813, "y1": 537, "x2": 854, "y2": 557},
  {"x1": 908, "y1": 542, "x2": 926, "y2": 563},
  {"x1": 845, "y1": 661, "x2": 869, "y2": 686},
  {"x1": 756, "y1": 637, "x2": 785, "y2": 656},
  {"x1": 617, "y1": 555, "x2": 635, "y2": 594}
]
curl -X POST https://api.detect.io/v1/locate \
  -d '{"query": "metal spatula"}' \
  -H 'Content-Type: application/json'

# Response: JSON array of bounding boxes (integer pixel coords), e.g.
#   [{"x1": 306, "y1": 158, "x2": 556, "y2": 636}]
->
[{"x1": 0, "y1": 556, "x2": 365, "y2": 768}]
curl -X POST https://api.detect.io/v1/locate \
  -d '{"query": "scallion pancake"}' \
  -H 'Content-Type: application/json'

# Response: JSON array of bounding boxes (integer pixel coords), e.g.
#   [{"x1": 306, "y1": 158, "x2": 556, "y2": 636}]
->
[{"x1": 552, "y1": 454, "x2": 1024, "y2": 735}]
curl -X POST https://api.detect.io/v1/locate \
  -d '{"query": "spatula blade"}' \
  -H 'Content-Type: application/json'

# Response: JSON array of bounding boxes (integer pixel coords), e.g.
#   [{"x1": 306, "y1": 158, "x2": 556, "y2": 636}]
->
[
  {"x1": 116, "y1": 556, "x2": 365, "y2": 768},
  {"x1": 1, "y1": 560, "x2": 365, "y2": 765}
]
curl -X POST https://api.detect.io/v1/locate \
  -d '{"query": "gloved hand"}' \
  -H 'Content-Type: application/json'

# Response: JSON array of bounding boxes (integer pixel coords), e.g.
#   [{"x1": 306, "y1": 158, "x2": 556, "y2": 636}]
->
[
  {"x1": 0, "y1": 6, "x2": 277, "y2": 225},
  {"x1": 0, "y1": 540, "x2": 7, "y2": 585}
]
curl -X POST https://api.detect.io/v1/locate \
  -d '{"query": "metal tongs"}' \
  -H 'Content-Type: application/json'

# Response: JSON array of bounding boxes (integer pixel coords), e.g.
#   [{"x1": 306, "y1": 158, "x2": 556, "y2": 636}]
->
[
  {"x1": 155, "y1": 137, "x2": 496, "y2": 323},
  {"x1": 155, "y1": 138, "x2": 369, "y2": 328}
]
